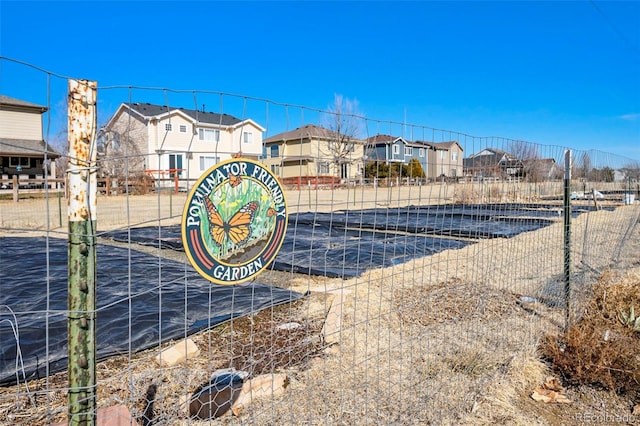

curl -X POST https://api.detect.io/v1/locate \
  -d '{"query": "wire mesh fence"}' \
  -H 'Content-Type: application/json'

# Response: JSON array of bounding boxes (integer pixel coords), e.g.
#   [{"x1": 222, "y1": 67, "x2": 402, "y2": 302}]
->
[{"x1": 1, "y1": 58, "x2": 640, "y2": 425}]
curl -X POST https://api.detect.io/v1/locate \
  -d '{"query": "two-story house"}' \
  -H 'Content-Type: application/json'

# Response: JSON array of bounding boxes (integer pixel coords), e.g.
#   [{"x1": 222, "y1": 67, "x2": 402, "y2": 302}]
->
[
  {"x1": 101, "y1": 102, "x2": 265, "y2": 187},
  {"x1": 262, "y1": 124, "x2": 365, "y2": 184},
  {"x1": 366, "y1": 136, "x2": 464, "y2": 181},
  {"x1": 422, "y1": 141, "x2": 464, "y2": 180},
  {"x1": 0, "y1": 95, "x2": 59, "y2": 188},
  {"x1": 365, "y1": 134, "x2": 432, "y2": 177}
]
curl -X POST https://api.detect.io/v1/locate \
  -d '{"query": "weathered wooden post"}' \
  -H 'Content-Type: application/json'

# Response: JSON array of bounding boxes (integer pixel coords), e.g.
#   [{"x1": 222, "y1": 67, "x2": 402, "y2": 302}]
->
[
  {"x1": 67, "y1": 79, "x2": 98, "y2": 425},
  {"x1": 12, "y1": 175, "x2": 18, "y2": 202},
  {"x1": 563, "y1": 149, "x2": 572, "y2": 332}
]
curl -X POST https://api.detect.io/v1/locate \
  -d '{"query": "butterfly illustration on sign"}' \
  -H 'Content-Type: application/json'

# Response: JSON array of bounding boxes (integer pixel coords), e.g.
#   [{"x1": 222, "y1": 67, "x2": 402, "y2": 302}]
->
[
  {"x1": 228, "y1": 173, "x2": 242, "y2": 188},
  {"x1": 204, "y1": 198, "x2": 258, "y2": 249},
  {"x1": 182, "y1": 158, "x2": 288, "y2": 284}
]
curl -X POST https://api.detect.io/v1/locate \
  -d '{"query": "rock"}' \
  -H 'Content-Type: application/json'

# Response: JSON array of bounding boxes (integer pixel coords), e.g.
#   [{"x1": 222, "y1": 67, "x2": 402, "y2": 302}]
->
[
  {"x1": 276, "y1": 322, "x2": 302, "y2": 331},
  {"x1": 231, "y1": 373, "x2": 290, "y2": 416},
  {"x1": 155, "y1": 338, "x2": 199, "y2": 367},
  {"x1": 320, "y1": 289, "x2": 352, "y2": 350},
  {"x1": 51, "y1": 405, "x2": 139, "y2": 426}
]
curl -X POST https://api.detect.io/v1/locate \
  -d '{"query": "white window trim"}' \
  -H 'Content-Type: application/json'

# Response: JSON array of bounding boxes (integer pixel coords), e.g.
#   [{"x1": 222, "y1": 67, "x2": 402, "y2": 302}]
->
[
  {"x1": 179, "y1": 125, "x2": 187, "y2": 133},
  {"x1": 198, "y1": 128, "x2": 220, "y2": 142},
  {"x1": 165, "y1": 123, "x2": 173, "y2": 132},
  {"x1": 199, "y1": 155, "x2": 219, "y2": 171}
]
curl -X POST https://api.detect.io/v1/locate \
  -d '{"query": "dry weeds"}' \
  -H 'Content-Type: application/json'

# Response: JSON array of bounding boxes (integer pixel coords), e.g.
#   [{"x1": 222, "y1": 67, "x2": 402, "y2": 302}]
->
[
  {"x1": 541, "y1": 270, "x2": 640, "y2": 399},
  {"x1": 0, "y1": 191, "x2": 639, "y2": 425}
]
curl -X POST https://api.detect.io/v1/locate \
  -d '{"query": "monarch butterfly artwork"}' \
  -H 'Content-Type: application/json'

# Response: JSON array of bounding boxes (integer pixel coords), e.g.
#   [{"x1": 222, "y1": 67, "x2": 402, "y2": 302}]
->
[
  {"x1": 228, "y1": 174, "x2": 242, "y2": 188},
  {"x1": 204, "y1": 198, "x2": 258, "y2": 247}
]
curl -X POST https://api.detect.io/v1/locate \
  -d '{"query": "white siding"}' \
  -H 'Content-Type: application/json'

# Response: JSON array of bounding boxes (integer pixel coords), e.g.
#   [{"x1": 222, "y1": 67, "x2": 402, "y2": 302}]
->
[{"x1": 0, "y1": 110, "x2": 43, "y2": 140}]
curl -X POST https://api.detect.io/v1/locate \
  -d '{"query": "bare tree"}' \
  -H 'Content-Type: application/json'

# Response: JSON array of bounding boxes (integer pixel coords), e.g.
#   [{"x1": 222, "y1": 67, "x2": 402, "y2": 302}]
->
[
  {"x1": 320, "y1": 94, "x2": 365, "y2": 180},
  {"x1": 508, "y1": 140, "x2": 541, "y2": 181},
  {"x1": 574, "y1": 151, "x2": 592, "y2": 180},
  {"x1": 97, "y1": 129, "x2": 144, "y2": 178}
]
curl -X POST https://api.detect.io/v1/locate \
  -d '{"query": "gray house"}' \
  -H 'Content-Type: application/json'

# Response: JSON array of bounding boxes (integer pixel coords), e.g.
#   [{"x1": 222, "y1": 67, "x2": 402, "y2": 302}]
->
[{"x1": 365, "y1": 134, "x2": 431, "y2": 175}]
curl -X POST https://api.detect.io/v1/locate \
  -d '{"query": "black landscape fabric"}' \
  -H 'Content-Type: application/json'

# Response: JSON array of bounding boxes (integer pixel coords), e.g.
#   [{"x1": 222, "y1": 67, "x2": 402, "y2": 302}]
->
[
  {"x1": 101, "y1": 203, "x2": 569, "y2": 278},
  {"x1": 0, "y1": 237, "x2": 303, "y2": 386},
  {"x1": 103, "y1": 224, "x2": 471, "y2": 278}
]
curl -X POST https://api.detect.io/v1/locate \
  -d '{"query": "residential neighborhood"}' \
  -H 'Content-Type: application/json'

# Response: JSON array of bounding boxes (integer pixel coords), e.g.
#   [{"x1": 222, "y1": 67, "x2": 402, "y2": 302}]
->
[{"x1": 1, "y1": 95, "x2": 637, "y2": 192}]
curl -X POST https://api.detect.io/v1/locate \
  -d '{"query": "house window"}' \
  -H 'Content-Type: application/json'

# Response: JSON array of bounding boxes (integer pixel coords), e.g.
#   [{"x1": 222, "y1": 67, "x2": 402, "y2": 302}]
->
[
  {"x1": 199, "y1": 156, "x2": 219, "y2": 171},
  {"x1": 9, "y1": 157, "x2": 30, "y2": 168},
  {"x1": 440, "y1": 150, "x2": 445, "y2": 159},
  {"x1": 270, "y1": 145, "x2": 279, "y2": 158},
  {"x1": 404, "y1": 147, "x2": 413, "y2": 156},
  {"x1": 451, "y1": 152, "x2": 458, "y2": 161},
  {"x1": 270, "y1": 164, "x2": 280, "y2": 175},
  {"x1": 165, "y1": 123, "x2": 172, "y2": 132},
  {"x1": 393, "y1": 144, "x2": 400, "y2": 155},
  {"x1": 243, "y1": 131, "x2": 253, "y2": 144},
  {"x1": 198, "y1": 128, "x2": 220, "y2": 142},
  {"x1": 419, "y1": 148, "x2": 424, "y2": 157},
  {"x1": 168, "y1": 154, "x2": 183, "y2": 177},
  {"x1": 179, "y1": 125, "x2": 187, "y2": 133},
  {"x1": 317, "y1": 162, "x2": 330, "y2": 175},
  {"x1": 340, "y1": 163, "x2": 348, "y2": 179}
]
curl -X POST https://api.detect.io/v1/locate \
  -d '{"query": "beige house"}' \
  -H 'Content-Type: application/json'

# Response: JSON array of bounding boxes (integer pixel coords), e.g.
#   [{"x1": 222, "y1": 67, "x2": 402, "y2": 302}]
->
[
  {"x1": 0, "y1": 95, "x2": 59, "y2": 188},
  {"x1": 101, "y1": 102, "x2": 265, "y2": 187},
  {"x1": 262, "y1": 124, "x2": 365, "y2": 184},
  {"x1": 423, "y1": 141, "x2": 464, "y2": 179}
]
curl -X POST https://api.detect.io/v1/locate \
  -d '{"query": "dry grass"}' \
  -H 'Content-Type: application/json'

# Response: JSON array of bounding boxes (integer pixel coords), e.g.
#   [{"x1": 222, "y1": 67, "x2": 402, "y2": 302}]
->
[{"x1": 0, "y1": 192, "x2": 638, "y2": 425}]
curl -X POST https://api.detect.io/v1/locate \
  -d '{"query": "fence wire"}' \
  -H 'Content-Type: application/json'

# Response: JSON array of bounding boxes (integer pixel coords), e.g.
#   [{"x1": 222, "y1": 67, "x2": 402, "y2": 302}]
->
[{"x1": 1, "y1": 58, "x2": 640, "y2": 425}]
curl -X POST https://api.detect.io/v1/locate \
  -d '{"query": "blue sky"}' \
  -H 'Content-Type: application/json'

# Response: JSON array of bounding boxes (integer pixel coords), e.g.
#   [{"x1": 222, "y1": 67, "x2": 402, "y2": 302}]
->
[{"x1": 1, "y1": 1, "x2": 639, "y2": 161}]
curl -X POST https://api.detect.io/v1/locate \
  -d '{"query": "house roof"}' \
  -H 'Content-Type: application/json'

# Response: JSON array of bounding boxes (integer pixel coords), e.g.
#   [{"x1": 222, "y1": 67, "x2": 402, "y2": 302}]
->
[
  {"x1": 125, "y1": 102, "x2": 242, "y2": 126},
  {"x1": 405, "y1": 140, "x2": 435, "y2": 149},
  {"x1": 366, "y1": 134, "x2": 401, "y2": 144},
  {"x1": 0, "y1": 95, "x2": 48, "y2": 113},
  {"x1": 467, "y1": 147, "x2": 511, "y2": 158},
  {"x1": 429, "y1": 141, "x2": 462, "y2": 151},
  {"x1": 0, "y1": 138, "x2": 60, "y2": 158},
  {"x1": 264, "y1": 124, "x2": 342, "y2": 143},
  {"x1": 463, "y1": 147, "x2": 522, "y2": 169}
]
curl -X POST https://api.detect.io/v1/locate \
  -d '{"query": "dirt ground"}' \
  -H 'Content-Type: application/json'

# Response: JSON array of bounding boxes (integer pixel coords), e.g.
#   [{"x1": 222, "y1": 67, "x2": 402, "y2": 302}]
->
[{"x1": 1, "y1": 186, "x2": 639, "y2": 425}]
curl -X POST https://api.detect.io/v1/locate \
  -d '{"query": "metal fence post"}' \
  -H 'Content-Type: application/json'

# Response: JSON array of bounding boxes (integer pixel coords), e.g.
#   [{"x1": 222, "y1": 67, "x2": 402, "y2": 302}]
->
[
  {"x1": 563, "y1": 149, "x2": 572, "y2": 332},
  {"x1": 67, "y1": 79, "x2": 98, "y2": 425}
]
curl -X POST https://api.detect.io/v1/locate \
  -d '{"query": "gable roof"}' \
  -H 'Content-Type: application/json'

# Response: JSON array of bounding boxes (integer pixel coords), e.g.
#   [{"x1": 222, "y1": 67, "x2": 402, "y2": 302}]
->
[
  {"x1": 0, "y1": 95, "x2": 47, "y2": 113},
  {"x1": 366, "y1": 134, "x2": 401, "y2": 144},
  {"x1": 467, "y1": 147, "x2": 512, "y2": 158},
  {"x1": 125, "y1": 102, "x2": 242, "y2": 126},
  {"x1": 0, "y1": 138, "x2": 60, "y2": 158},
  {"x1": 463, "y1": 147, "x2": 521, "y2": 169},
  {"x1": 264, "y1": 124, "x2": 344, "y2": 143},
  {"x1": 428, "y1": 141, "x2": 463, "y2": 151}
]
